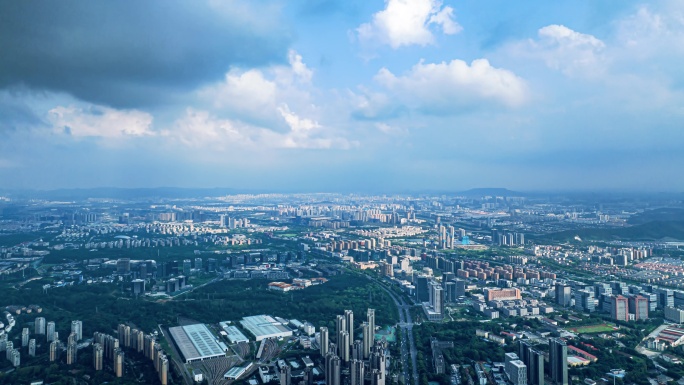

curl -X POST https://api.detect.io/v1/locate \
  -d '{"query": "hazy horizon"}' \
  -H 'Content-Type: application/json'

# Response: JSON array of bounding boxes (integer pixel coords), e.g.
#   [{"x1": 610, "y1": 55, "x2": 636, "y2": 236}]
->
[{"x1": 2, "y1": 186, "x2": 683, "y2": 199}]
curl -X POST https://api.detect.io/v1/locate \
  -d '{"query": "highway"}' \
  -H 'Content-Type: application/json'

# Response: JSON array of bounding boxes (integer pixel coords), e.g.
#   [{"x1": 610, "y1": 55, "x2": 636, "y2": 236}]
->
[{"x1": 373, "y1": 278, "x2": 419, "y2": 385}]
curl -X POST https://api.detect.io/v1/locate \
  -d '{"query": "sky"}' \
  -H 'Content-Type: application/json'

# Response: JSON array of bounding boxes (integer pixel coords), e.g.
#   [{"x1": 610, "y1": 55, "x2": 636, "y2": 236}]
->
[{"x1": 1, "y1": 0, "x2": 684, "y2": 192}]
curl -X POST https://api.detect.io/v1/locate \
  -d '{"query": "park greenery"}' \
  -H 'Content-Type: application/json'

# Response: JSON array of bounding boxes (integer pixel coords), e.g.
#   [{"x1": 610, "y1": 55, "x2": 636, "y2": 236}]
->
[
  {"x1": 533, "y1": 220, "x2": 684, "y2": 243},
  {"x1": 411, "y1": 320, "x2": 509, "y2": 385},
  {"x1": 0, "y1": 270, "x2": 397, "y2": 384},
  {"x1": 566, "y1": 335, "x2": 652, "y2": 385},
  {"x1": 182, "y1": 272, "x2": 399, "y2": 328},
  {"x1": 1, "y1": 272, "x2": 397, "y2": 337}
]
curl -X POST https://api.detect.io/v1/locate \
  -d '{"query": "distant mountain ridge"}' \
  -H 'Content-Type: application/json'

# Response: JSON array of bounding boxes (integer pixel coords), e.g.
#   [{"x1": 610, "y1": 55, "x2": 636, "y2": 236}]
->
[
  {"x1": 628, "y1": 208, "x2": 684, "y2": 224},
  {"x1": 2, "y1": 186, "x2": 680, "y2": 201},
  {"x1": 0, "y1": 186, "x2": 524, "y2": 200},
  {"x1": 0, "y1": 187, "x2": 259, "y2": 200},
  {"x1": 458, "y1": 188, "x2": 522, "y2": 197}
]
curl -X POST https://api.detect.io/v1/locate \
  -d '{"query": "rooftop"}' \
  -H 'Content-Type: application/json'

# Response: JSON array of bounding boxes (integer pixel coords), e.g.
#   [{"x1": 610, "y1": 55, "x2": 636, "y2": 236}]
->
[
  {"x1": 240, "y1": 315, "x2": 292, "y2": 341},
  {"x1": 168, "y1": 324, "x2": 225, "y2": 363}
]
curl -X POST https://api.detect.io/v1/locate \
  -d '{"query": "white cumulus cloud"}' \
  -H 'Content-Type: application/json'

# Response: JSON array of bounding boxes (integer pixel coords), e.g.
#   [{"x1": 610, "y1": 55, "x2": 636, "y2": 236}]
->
[
  {"x1": 286, "y1": 50, "x2": 313, "y2": 83},
  {"x1": 48, "y1": 105, "x2": 154, "y2": 138},
  {"x1": 198, "y1": 49, "x2": 313, "y2": 124},
  {"x1": 173, "y1": 50, "x2": 355, "y2": 151},
  {"x1": 504, "y1": 4, "x2": 684, "y2": 82},
  {"x1": 170, "y1": 108, "x2": 251, "y2": 148},
  {"x1": 208, "y1": 69, "x2": 278, "y2": 113},
  {"x1": 357, "y1": 0, "x2": 462, "y2": 49},
  {"x1": 278, "y1": 105, "x2": 347, "y2": 149},
  {"x1": 614, "y1": 4, "x2": 684, "y2": 60},
  {"x1": 372, "y1": 58, "x2": 527, "y2": 113},
  {"x1": 531, "y1": 25, "x2": 606, "y2": 76},
  {"x1": 171, "y1": 106, "x2": 354, "y2": 150}
]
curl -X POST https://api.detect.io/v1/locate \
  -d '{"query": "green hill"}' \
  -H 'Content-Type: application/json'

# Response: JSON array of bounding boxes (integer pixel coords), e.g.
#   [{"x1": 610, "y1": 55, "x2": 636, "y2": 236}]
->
[{"x1": 628, "y1": 208, "x2": 684, "y2": 224}]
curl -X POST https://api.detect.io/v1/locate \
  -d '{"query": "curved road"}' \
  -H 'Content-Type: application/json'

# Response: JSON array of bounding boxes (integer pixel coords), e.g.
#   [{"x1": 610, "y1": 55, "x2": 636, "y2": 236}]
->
[{"x1": 373, "y1": 278, "x2": 419, "y2": 385}]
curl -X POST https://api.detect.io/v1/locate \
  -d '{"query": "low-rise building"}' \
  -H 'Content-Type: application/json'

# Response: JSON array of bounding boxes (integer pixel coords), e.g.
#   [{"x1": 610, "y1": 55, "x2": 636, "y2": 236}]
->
[{"x1": 268, "y1": 282, "x2": 295, "y2": 292}]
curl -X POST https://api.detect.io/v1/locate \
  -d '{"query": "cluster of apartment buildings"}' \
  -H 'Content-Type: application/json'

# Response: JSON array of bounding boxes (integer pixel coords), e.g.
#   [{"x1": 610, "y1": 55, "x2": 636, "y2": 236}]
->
[
  {"x1": 470, "y1": 288, "x2": 552, "y2": 320},
  {"x1": 0, "y1": 315, "x2": 83, "y2": 369},
  {"x1": 315, "y1": 309, "x2": 388, "y2": 385},
  {"x1": 426, "y1": 258, "x2": 557, "y2": 282},
  {"x1": 499, "y1": 338, "x2": 568, "y2": 385},
  {"x1": 557, "y1": 281, "x2": 652, "y2": 321},
  {"x1": 93, "y1": 324, "x2": 169, "y2": 383}
]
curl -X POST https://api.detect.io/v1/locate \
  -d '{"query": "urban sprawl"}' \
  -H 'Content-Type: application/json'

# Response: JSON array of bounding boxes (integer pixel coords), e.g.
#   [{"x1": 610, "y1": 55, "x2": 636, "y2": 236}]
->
[{"x1": 2, "y1": 191, "x2": 684, "y2": 385}]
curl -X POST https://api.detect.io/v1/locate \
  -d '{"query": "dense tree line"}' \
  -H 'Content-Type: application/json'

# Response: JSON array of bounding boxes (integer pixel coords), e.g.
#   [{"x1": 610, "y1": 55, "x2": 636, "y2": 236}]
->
[
  {"x1": 2, "y1": 271, "x2": 397, "y2": 334},
  {"x1": 185, "y1": 272, "x2": 399, "y2": 327},
  {"x1": 0, "y1": 271, "x2": 396, "y2": 384},
  {"x1": 567, "y1": 335, "x2": 651, "y2": 385},
  {"x1": 412, "y1": 321, "x2": 509, "y2": 368}
]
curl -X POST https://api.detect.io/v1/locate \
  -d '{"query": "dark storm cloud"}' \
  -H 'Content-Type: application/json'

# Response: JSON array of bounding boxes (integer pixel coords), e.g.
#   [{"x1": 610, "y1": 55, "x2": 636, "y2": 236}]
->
[
  {"x1": 0, "y1": 0, "x2": 292, "y2": 108},
  {"x1": 0, "y1": 91, "x2": 46, "y2": 132}
]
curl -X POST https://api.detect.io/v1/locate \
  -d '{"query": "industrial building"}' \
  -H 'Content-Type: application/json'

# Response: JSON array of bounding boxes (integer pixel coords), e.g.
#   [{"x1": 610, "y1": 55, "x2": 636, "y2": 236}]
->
[
  {"x1": 219, "y1": 322, "x2": 249, "y2": 343},
  {"x1": 240, "y1": 315, "x2": 293, "y2": 341},
  {"x1": 168, "y1": 324, "x2": 227, "y2": 363},
  {"x1": 224, "y1": 363, "x2": 254, "y2": 380}
]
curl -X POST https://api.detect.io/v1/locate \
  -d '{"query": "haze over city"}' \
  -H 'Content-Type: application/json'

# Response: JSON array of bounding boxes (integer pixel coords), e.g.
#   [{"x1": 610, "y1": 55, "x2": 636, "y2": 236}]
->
[
  {"x1": 1, "y1": 0, "x2": 683, "y2": 192},
  {"x1": 6, "y1": 3, "x2": 684, "y2": 385}
]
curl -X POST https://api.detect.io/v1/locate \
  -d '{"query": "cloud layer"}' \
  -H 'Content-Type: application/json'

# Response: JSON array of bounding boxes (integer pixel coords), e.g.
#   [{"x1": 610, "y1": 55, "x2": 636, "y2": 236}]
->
[
  {"x1": 0, "y1": 1, "x2": 291, "y2": 108},
  {"x1": 373, "y1": 58, "x2": 527, "y2": 113},
  {"x1": 357, "y1": 0, "x2": 461, "y2": 48},
  {"x1": 1, "y1": 1, "x2": 684, "y2": 191}
]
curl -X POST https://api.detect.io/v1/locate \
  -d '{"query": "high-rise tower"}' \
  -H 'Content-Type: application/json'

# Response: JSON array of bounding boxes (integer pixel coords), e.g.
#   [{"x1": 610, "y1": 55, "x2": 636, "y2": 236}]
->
[
  {"x1": 351, "y1": 359, "x2": 365, "y2": 385},
  {"x1": 339, "y1": 331, "x2": 350, "y2": 363},
  {"x1": 66, "y1": 342, "x2": 78, "y2": 365},
  {"x1": 35, "y1": 317, "x2": 46, "y2": 335},
  {"x1": 325, "y1": 353, "x2": 341, "y2": 385},
  {"x1": 21, "y1": 328, "x2": 29, "y2": 347},
  {"x1": 367, "y1": 309, "x2": 375, "y2": 343},
  {"x1": 47, "y1": 321, "x2": 56, "y2": 342},
  {"x1": 71, "y1": 320, "x2": 83, "y2": 341},
  {"x1": 319, "y1": 327, "x2": 329, "y2": 356},
  {"x1": 28, "y1": 339, "x2": 36, "y2": 357},
  {"x1": 115, "y1": 349, "x2": 125, "y2": 377},
  {"x1": 345, "y1": 310, "x2": 354, "y2": 336},
  {"x1": 549, "y1": 338, "x2": 568, "y2": 385},
  {"x1": 93, "y1": 343, "x2": 104, "y2": 370},
  {"x1": 49, "y1": 340, "x2": 58, "y2": 362},
  {"x1": 362, "y1": 322, "x2": 372, "y2": 359}
]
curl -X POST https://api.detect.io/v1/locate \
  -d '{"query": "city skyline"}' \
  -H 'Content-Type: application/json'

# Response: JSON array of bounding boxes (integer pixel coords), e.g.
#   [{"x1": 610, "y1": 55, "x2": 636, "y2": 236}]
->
[
  {"x1": 2, "y1": 188, "x2": 684, "y2": 384},
  {"x1": 1, "y1": 0, "x2": 684, "y2": 191}
]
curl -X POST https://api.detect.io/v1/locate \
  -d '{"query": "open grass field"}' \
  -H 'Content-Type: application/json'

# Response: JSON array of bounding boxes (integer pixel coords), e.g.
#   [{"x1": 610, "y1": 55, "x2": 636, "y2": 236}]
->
[{"x1": 569, "y1": 323, "x2": 617, "y2": 334}]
